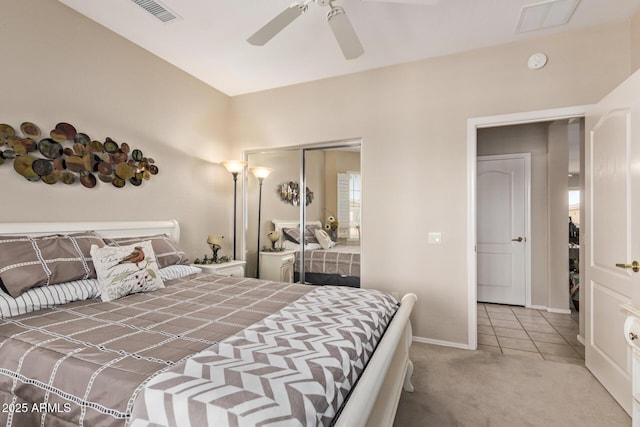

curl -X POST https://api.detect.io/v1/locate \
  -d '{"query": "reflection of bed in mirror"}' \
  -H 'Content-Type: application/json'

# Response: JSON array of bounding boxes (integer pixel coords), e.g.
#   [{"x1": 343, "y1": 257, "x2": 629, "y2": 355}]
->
[{"x1": 273, "y1": 219, "x2": 360, "y2": 287}]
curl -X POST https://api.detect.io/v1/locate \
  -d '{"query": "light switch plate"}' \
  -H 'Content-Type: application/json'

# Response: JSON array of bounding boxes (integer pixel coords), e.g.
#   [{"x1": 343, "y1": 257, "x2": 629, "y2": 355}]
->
[{"x1": 428, "y1": 232, "x2": 442, "y2": 244}]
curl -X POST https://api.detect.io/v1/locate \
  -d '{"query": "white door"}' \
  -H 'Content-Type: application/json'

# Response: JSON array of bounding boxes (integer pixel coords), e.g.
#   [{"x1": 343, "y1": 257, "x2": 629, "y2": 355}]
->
[
  {"x1": 477, "y1": 154, "x2": 529, "y2": 306},
  {"x1": 585, "y1": 70, "x2": 640, "y2": 414}
]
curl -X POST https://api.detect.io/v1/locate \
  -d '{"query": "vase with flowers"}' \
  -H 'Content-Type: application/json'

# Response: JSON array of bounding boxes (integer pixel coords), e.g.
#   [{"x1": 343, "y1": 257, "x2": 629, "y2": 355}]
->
[{"x1": 325, "y1": 216, "x2": 339, "y2": 240}]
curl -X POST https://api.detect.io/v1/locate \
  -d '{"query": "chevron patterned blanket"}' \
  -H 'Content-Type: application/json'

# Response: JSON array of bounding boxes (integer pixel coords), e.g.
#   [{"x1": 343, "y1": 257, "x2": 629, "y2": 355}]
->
[{"x1": 130, "y1": 286, "x2": 399, "y2": 427}]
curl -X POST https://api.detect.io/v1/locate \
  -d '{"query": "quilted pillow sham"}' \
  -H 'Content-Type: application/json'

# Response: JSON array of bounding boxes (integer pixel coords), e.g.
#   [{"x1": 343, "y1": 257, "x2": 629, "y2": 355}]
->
[
  {"x1": 0, "y1": 232, "x2": 105, "y2": 298},
  {"x1": 283, "y1": 225, "x2": 322, "y2": 245},
  {"x1": 103, "y1": 234, "x2": 188, "y2": 268},
  {"x1": 91, "y1": 240, "x2": 164, "y2": 302}
]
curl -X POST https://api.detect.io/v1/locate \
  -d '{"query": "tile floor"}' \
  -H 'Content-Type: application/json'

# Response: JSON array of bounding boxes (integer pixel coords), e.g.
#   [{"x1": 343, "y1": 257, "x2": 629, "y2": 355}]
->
[{"x1": 478, "y1": 303, "x2": 584, "y2": 365}]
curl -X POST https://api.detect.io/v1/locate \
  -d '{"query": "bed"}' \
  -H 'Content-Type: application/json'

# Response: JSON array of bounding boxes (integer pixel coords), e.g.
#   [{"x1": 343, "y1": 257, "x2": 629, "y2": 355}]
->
[
  {"x1": 0, "y1": 219, "x2": 416, "y2": 426},
  {"x1": 272, "y1": 220, "x2": 361, "y2": 287}
]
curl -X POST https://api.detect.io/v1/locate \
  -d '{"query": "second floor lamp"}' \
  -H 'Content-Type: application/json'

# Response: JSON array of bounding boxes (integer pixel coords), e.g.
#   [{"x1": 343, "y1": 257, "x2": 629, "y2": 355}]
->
[{"x1": 250, "y1": 166, "x2": 272, "y2": 278}]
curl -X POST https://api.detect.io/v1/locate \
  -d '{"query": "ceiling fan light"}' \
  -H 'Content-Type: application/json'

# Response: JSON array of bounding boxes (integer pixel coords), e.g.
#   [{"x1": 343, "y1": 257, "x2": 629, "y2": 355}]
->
[{"x1": 327, "y1": 6, "x2": 364, "y2": 60}]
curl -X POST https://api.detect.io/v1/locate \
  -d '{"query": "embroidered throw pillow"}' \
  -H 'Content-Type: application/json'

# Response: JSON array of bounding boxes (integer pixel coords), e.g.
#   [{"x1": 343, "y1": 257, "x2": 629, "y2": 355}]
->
[
  {"x1": 90, "y1": 240, "x2": 164, "y2": 302},
  {"x1": 314, "y1": 229, "x2": 335, "y2": 250}
]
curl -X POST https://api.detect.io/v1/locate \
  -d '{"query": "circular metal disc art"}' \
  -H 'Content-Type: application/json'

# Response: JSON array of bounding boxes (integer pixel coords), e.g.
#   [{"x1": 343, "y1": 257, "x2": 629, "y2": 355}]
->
[
  {"x1": 279, "y1": 181, "x2": 314, "y2": 206},
  {"x1": 0, "y1": 121, "x2": 159, "y2": 189},
  {"x1": 38, "y1": 138, "x2": 63, "y2": 159},
  {"x1": 20, "y1": 122, "x2": 40, "y2": 139}
]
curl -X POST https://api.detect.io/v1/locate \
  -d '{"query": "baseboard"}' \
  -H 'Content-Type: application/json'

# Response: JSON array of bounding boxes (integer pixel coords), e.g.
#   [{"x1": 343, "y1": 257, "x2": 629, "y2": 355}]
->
[
  {"x1": 528, "y1": 304, "x2": 572, "y2": 314},
  {"x1": 412, "y1": 336, "x2": 475, "y2": 350},
  {"x1": 546, "y1": 307, "x2": 572, "y2": 314},
  {"x1": 577, "y1": 334, "x2": 585, "y2": 345}
]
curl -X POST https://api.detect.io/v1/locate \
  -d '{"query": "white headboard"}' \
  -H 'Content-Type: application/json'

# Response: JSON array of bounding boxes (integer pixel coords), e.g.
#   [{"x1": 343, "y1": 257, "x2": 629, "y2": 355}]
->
[{"x1": 0, "y1": 219, "x2": 180, "y2": 243}]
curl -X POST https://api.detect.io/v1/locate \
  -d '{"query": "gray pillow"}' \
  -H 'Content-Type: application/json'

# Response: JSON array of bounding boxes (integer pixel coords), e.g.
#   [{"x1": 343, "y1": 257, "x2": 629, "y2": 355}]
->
[
  {"x1": 283, "y1": 225, "x2": 322, "y2": 244},
  {"x1": 104, "y1": 234, "x2": 188, "y2": 268},
  {"x1": 0, "y1": 232, "x2": 105, "y2": 297},
  {"x1": 282, "y1": 227, "x2": 302, "y2": 244}
]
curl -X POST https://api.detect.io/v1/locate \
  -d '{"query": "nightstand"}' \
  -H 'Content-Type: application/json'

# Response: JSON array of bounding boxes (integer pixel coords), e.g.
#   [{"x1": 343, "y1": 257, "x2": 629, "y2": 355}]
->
[
  {"x1": 259, "y1": 250, "x2": 296, "y2": 283},
  {"x1": 193, "y1": 260, "x2": 246, "y2": 277}
]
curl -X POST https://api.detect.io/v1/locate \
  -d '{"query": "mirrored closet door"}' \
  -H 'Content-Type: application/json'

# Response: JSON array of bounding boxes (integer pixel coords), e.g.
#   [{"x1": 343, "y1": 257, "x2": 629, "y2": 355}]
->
[{"x1": 245, "y1": 140, "x2": 361, "y2": 287}]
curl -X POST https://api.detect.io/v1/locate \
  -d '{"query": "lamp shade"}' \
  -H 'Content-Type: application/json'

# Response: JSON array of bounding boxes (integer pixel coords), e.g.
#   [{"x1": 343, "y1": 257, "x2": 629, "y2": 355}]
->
[
  {"x1": 221, "y1": 160, "x2": 247, "y2": 174},
  {"x1": 206, "y1": 234, "x2": 224, "y2": 247},
  {"x1": 250, "y1": 167, "x2": 272, "y2": 179}
]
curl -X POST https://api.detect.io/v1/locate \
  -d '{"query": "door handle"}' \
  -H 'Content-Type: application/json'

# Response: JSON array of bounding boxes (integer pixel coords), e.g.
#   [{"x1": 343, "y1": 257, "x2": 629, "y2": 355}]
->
[
  {"x1": 511, "y1": 237, "x2": 524, "y2": 242},
  {"x1": 615, "y1": 261, "x2": 640, "y2": 273}
]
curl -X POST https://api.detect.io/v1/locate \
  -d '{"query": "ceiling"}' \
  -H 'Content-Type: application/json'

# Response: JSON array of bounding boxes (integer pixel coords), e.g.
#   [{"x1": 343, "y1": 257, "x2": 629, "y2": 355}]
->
[{"x1": 57, "y1": 0, "x2": 640, "y2": 96}]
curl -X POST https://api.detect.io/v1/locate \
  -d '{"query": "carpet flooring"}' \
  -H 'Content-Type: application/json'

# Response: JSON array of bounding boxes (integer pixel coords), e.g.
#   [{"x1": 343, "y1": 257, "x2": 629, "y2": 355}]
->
[{"x1": 392, "y1": 342, "x2": 631, "y2": 427}]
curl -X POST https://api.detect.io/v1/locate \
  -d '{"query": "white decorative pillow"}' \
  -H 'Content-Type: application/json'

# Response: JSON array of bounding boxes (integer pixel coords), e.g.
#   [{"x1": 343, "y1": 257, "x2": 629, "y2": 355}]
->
[
  {"x1": 90, "y1": 240, "x2": 164, "y2": 302},
  {"x1": 314, "y1": 229, "x2": 335, "y2": 250}
]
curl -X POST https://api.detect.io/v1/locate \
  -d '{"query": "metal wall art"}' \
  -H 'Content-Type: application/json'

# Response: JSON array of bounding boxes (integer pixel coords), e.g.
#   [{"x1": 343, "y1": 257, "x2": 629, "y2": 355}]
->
[
  {"x1": 279, "y1": 181, "x2": 313, "y2": 206},
  {"x1": 0, "y1": 121, "x2": 159, "y2": 188}
]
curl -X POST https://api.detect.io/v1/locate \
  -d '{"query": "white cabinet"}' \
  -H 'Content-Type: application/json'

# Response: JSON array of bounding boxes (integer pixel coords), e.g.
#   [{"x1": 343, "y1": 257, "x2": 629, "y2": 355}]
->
[
  {"x1": 259, "y1": 250, "x2": 296, "y2": 283},
  {"x1": 194, "y1": 260, "x2": 246, "y2": 277}
]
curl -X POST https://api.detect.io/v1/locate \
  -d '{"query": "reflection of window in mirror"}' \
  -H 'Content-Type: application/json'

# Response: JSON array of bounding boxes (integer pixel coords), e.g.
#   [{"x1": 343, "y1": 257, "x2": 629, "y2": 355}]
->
[
  {"x1": 338, "y1": 172, "x2": 361, "y2": 242},
  {"x1": 568, "y1": 190, "x2": 580, "y2": 226}
]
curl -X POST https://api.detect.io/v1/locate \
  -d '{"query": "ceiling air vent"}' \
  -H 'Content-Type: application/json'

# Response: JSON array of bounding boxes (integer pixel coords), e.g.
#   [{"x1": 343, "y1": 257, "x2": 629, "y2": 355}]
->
[
  {"x1": 516, "y1": 0, "x2": 580, "y2": 33},
  {"x1": 130, "y1": 0, "x2": 181, "y2": 23}
]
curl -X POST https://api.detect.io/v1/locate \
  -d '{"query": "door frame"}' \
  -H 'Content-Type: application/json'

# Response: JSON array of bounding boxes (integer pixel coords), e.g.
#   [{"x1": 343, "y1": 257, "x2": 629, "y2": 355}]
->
[
  {"x1": 477, "y1": 153, "x2": 532, "y2": 307},
  {"x1": 467, "y1": 105, "x2": 591, "y2": 349}
]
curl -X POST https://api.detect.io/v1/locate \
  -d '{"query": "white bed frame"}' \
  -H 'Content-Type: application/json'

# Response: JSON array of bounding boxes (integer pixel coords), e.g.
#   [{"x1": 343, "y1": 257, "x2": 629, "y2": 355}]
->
[
  {"x1": 0, "y1": 219, "x2": 180, "y2": 241},
  {"x1": 0, "y1": 219, "x2": 415, "y2": 427}
]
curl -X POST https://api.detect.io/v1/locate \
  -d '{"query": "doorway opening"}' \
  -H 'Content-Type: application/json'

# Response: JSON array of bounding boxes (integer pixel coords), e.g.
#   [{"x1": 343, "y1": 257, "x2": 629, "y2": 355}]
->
[{"x1": 466, "y1": 105, "x2": 589, "y2": 349}]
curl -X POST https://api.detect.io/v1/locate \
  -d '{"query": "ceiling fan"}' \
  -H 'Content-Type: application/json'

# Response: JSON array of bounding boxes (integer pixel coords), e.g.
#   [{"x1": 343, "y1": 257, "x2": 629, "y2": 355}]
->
[{"x1": 247, "y1": 0, "x2": 437, "y2": 60}]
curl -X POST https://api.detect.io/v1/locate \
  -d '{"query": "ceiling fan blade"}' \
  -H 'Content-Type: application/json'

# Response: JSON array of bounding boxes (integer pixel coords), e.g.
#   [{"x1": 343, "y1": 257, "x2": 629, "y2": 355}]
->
[
  {"x1": 247, "y1": 4, "x2": 306, "y2": 46},
  {"x1": 327, "y1": 6, "x2": 364, "y2": 60}
]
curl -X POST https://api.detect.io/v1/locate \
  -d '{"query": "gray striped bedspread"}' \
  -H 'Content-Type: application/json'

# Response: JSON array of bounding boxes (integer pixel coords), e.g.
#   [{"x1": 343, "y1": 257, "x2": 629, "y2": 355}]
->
[
  {"x1": 0, "y1": 274, "x2": 309, "y2": 426},
  {"x1": 0, "y1": 273, "x2": 397, "y2": 426},
  {"x1": 297, "y1": 245, "x2": 361, "y2": 277}
]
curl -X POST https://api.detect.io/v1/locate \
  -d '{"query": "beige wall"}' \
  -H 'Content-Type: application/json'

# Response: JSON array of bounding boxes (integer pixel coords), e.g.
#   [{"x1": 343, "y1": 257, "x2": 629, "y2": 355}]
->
[
  {"x1": 230, "y1": 23, "x2": 631, "y2": 344},
  {"x1": 477, "y1": 123, "x2": 550, "y2": 308},
  {"x1": 547, "y1": 121, "x2": 571, "y2": 311},
  {"x1": 0, "y1": 0, "x2": 232, "y2": 259},
  {"x1": 632, "y1": 9, "x2": 640, "y2": 72}
]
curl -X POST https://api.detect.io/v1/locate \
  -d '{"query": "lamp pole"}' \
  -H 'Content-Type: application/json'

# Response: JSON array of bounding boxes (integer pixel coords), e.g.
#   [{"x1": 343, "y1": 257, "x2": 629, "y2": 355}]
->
[
  {"x1": 256, "y1": 176, "x2": 264, "y2": 278},
  {"x1": 222, "y1": 161, "x2": 247, "y2": 261},
  {"x1": 231, "y1": 171, "x2": 239, "y2": 260},
  {"x1": 250, "y1": 166, "x2": 271, "y2": 279}
]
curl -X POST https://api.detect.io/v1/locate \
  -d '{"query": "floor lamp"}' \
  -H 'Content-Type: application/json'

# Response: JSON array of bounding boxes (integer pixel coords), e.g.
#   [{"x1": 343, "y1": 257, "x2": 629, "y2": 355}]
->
[
  {"x1": 221, "y1": 160, "x2": 247, "y2": 260},
  {"x1": 250, "y1": 167, "x2": 272, "y2": 278}
]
